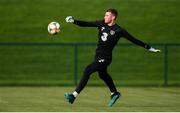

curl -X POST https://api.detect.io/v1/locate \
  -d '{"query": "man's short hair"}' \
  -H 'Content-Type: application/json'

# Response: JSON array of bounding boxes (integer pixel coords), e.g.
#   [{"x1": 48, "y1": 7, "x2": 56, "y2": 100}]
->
[{"x1": 106, "y1": 9, "x2": 118, "y2": 20}]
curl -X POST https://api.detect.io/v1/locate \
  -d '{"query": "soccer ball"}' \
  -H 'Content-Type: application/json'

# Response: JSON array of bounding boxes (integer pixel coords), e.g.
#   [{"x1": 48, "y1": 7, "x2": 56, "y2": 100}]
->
[{"x1": 47, "y1": 22, "x2": 60, "y2": 35}]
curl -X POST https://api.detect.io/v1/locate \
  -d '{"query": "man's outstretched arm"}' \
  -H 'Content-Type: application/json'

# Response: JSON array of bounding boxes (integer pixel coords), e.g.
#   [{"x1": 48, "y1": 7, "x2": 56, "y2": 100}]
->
[
  {"x1": 65, "y1": 16, "x2": 101, "y2": 27},
  {"x1": 122, "y1": 29, "x2": 161, "y2": 53}
]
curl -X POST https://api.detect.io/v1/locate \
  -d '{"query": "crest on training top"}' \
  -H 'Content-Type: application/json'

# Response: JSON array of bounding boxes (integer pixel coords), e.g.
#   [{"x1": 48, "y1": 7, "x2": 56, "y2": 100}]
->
[{"x1": 110, "y1": 30, "x2": 115, "y2": 35}]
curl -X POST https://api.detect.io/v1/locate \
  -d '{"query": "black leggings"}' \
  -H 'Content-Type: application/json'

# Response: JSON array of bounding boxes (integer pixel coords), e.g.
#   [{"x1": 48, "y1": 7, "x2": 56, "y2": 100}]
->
[{"x1": 75, "y1": 61, "x2": 117, "y2": 94}]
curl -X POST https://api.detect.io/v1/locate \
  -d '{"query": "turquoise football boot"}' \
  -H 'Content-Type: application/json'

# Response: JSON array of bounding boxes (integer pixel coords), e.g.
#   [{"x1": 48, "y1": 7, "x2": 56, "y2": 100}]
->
[
  {"x1": 108, "y1": 92, "x2": 121, "y2": 107},
  {"x1": 64, "y1": 93, "x2": 75, "y2": 104}
]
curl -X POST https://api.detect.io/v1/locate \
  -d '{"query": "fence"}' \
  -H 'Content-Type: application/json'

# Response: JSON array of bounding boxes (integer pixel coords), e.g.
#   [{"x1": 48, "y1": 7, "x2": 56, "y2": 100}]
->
[{"x1": 0, "y1": 42, "x2": 179, "y2": 86}]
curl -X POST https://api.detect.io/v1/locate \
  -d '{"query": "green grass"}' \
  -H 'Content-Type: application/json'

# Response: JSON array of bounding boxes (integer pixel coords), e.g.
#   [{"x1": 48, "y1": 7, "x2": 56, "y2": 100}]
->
[
  {"x1": 0, "y1": 0, "x2": 179, "y2": 87},
  {"x1": 0, "y1": 0, "x2": 179, "y2": 43},
  {"x1": 0, "y1": 86, "x2": 179, "y2": 112},
  {"x1": 0, "y1": 44, "x2": 179, "y2": 86},
  {"x1": 0, "y1": 1, "x2": 179, "y2": 111}
]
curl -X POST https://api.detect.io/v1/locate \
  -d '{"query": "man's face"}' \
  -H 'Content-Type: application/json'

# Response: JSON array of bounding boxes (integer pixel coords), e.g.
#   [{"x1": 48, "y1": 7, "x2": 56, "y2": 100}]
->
[{"x1": 104, "y1": 12, "x2": 115, "y2": 24}]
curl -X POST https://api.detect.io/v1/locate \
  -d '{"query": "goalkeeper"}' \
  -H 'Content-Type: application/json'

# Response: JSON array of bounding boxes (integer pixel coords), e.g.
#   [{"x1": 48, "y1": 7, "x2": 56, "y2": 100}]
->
[{"x1": 64, "y1": 9, "x2": 160, "y2": 107}]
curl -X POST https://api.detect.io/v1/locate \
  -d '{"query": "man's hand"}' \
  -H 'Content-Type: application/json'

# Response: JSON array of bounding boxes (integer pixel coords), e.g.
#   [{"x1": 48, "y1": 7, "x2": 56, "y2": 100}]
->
[
  {"x1": 65, "y1": 16, "x2": 74, "y2": 23},
  {"x1": 149, "y1": 47, "x2": 161, "y2": 53}
]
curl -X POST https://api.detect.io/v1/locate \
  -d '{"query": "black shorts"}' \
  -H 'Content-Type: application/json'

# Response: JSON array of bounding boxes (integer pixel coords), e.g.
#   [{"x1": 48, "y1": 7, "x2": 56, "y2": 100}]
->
[{"x1": 94, "y1": 54, "x2": 112, "y2": 66}]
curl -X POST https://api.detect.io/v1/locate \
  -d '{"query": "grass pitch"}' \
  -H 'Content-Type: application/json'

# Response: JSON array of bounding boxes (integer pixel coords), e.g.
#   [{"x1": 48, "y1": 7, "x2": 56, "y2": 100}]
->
[
  {"x1": 0, "y1": 0, "x2": 179, "y2": 43},
  {"x1": 0, "y1": 86, "x2": 179, "y2": 112}
]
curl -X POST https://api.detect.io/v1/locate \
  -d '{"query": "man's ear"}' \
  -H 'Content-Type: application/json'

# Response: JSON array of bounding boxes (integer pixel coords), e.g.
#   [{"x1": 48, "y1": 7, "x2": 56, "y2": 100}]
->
[{"x1": 112, "y1": 15, "x2": 116, "y2": 20}]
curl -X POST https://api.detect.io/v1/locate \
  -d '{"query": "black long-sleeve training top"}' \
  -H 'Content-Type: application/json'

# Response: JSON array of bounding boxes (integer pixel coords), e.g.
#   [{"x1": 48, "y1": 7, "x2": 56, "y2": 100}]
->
[{"x1": 73, "y1": 19, "x2": 151, "y2": 61}]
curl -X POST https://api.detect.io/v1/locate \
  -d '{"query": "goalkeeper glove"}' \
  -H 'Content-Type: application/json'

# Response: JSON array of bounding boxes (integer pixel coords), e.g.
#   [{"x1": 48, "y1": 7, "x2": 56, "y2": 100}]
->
[
  {"x1": 65, "y1": 16, "x2": 74, "y2": 23},
  {"x1": 149, "y1": 47, "x2": 161, "y2": 53}
]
